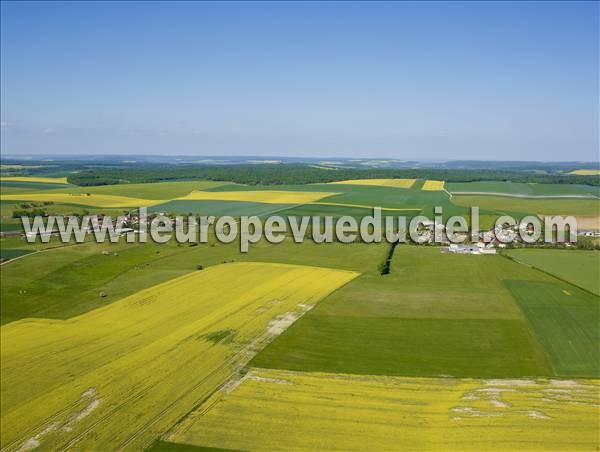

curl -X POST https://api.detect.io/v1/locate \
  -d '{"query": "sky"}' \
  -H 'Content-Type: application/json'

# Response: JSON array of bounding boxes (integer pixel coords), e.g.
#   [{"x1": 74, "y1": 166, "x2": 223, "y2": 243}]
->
[{"x1": 1, "y1": 1, "x2": 598, "y2": 161}]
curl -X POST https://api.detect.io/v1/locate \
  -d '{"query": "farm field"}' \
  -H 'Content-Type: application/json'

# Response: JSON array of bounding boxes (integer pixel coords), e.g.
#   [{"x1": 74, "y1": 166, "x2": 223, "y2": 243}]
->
[
  {"x1": 3, "y1": 2, "x2": 600, "y2": 449},
  {"x1": 0, "y1": 180, "x2": 232, "y2": 210},
  {"x1": 276, "y1": 203, "x2": 391, "y2": 222},
  {"x1": 0, "y1": 237, "x2": 384, "y2": 324},
  {"x1": 39, "y1": 180, "x2": 230, "y2": 200},
  {"x1": 252, "y1": 246, "x2": 554, "y2": 378},
  {"x1": 0, "y1": 248, "x2": 34, "y2": 261},
  {"x1": 1, "y1": 180, "x2": 72, "y2": 192},
  {"x1": 505, "y1": 249, "x2": 600, "y2": 295},
  {"x1": 327, "y1": 178, "x2": 416, "y2": 188},
  {"x1": 205, "y1": 182, "x2": 455, "y2": 214},
  {"x1": 317, "y1": 185, "x2": 444, "y2": 211},
  {"x1": 0, "y1": 164, "x2": 46, "y2": 170},
  {"x1": 0, "y1": 192, "x2": 162, "y2": 208},
  {"x1": 0, "y1": 176, "x2": 69, "y2": 184},
  {"x1": 422, "y1": 179, "x2": 445, "y2": 190},
  {"x1": 305, "y1": 183, "x2": 474, "y2": 219},
  {"x1": 0, "y1": 176, "x2": 495, "y2": 229},
  {"x1": 0, "y1": 201, "x2": 128, "y2": 235},
  {"x1": 0, "y1": 222, "x2": 23, "y2": 232},
  {"x1": 177, "y1": 189, "x2": 338, "y2": 204},
  {"x1": 80, "y1": 180, "x2": 479, "y2": 219},
  {"x1": 0, "y1": 262, "x2": 357, "y2": 450},
  {"x1": 450, "y1": 194, "x2": 600, "y2": 216},
  {"x1": 506, "y1": 280, "x2": 600, "y2": 377},
  {"x1": 1, "y1": 175, "x2": 599, "y2": 450},
  {"x1": 168, "y1": 368, "x2": 600, "y2": 451},
  {"x1": 152, "y1": 199, "x2": 418, "y2": 218},
  {"x1": 574, "y1": 215, "x2": 600, "y2": 231},
  {"x1": 447, "y1": 181, "x2": 600, "y2": 198},
  {"x1": 569, "y1": 169, "x2": 600, "y2": 176},
  {"x1": 150, "y1": 199, "x2": 294, "y2": 217},
  {"x1": 252, "y1": 315, "x2": 551, "y2": 377}
]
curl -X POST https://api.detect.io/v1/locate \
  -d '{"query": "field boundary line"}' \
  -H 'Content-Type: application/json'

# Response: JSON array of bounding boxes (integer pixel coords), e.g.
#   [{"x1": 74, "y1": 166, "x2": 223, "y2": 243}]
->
[
  {"x1": 499, "y1": 252, "x2": 600, "y2": 298},
  {"x1": 55, "y1": 265, "x2": 358, "y2": 451},
  {"x1": 0, "y1": 242, "x2": 84, "y2": 266},
  {"x1": 310, "y1": 202, "x2": 420, "y2": 211},
  {"x1": 152, "y1": 270, "x2": 362, "y2": 448}
]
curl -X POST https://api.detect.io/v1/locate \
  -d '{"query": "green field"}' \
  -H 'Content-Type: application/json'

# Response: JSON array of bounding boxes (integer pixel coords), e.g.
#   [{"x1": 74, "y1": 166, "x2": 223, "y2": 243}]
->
[
  {"x1": 0, "y1": 180, "x2": 72, "y2": 192},
  {"x1": 506, "y1": 280, "x2": 599, "y2": 377},
  {"x1": 0, "y1": 249, "x2": 34, "y2": 261},
  {"x1": 6, "y1": 177, "x2": 587, "y2": 222},
  {"x1": 505, "y1": 249, "x2": 600, "y2": 295},
  {"x1": 447, "y1": 181, "x2": 600, "y2": 197},
  {"x1": 198, "y1": 182, "x2": 471, "y2": 218},
  {"x1": 451, "y1": 194, "x2": 600, "y2": 216},
  {"x1": 0, "y1": 222, "x2": 23, "y2": 232},
  {"x1": 252, "y1": 247, "x2": 554, "y2": 378},
  {"x1": 0, "y1": 237, "x2": 385, "y2": 325},
  {"x1": 0, "y1": 201, "x2": 127, "y2": 232},
  {"x1": 149, "y1": 199, "x2": 295, "y2": 217},
  {"x1": 252, "y1": 315, "x2": 551, "y2": 377}
]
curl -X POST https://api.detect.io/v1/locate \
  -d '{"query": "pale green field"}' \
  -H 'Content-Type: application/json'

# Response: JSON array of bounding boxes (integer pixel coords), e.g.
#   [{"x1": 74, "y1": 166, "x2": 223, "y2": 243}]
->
[
  {"x1": 178, "y1": 189, "x2": 338, "y2": 204},
  {"x1": 447, "y1": 181, "x2": 600, "y2": 197},
  {"x1": 506, "y1": 249, "x2": 600, "y2": 295},
  {"x1": 451, "y1": 194, "x2": 600, "y2": 216}
]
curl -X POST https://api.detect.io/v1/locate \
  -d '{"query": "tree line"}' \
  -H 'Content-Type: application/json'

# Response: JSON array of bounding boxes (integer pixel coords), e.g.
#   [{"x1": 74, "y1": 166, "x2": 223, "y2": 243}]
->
[{"x1": 65, "y1": 164, "x2": 600, "y2": 186}]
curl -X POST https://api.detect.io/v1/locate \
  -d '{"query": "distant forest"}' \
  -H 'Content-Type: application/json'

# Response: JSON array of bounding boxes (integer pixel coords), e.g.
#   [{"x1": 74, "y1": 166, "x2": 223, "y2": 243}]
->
[
  {"x1": 1, "y1": 158, "x2": 598, "y2": 186},
  {"x1": 64, "y1": 165, "x2": 599, "y2": 187}
]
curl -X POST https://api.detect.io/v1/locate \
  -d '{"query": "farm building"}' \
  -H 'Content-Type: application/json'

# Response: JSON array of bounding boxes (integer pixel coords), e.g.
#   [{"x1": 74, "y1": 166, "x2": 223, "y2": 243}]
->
[{"x1": 444, "y1": 243, "x2": 496, "y2": 255}]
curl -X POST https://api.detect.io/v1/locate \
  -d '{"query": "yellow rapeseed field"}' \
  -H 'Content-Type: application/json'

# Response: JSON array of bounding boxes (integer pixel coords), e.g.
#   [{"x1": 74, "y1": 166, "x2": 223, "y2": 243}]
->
[
  {"x1": 422, "y1": 179, "x2": 445, "y2": 191},
  {"x1": 170, "y1": 368, "x2": 600, "y2": 451},
  {"x1": 0, "y1": 192, "x2": 161, "y2": 207},
  {"x1": 177, "y1": 190, "x2": 337, "y2": 204},
  {"x1": 0, "y1": 263, "x2": 357, "y2": 451},
  {"x1": 328, "y1": 178, "x2": 416, "y2": 188},
  {"x1": 569, "y1": 169, "x2": 600, "y2": 176},
  {"x1": 0, "y1": 176, "x2": 69, "y2": 184}
]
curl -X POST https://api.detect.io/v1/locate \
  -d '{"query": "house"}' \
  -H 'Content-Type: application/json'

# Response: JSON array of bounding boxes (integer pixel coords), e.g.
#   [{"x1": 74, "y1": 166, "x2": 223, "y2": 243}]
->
[
  {"x1": 578, "y1": 230, "x2": 600, "y2": 237},
  {"x1": 115, "y1": 227, "x2": 135, "y2": 235},
  {"x1": 25, "y1": 230, "x2": 60, "y2": 239},
  {"x1": 479, "y1": 243, "x2": 497, "y2": 254},
  {"x1": 444, "y1": 243, "x2": 496, "y2": 255}
]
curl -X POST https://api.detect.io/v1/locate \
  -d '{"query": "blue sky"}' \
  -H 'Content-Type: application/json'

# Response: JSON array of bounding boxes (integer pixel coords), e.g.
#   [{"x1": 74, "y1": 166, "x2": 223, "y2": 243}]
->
[{"x1": 1, "y1": 1, "x2": 598, "y2": 160}]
